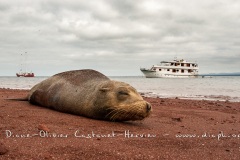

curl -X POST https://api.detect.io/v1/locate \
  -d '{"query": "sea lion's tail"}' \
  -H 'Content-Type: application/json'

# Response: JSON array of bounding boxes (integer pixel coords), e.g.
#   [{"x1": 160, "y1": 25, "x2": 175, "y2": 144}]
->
[{"x1": 5, "y1": 97, "x2": 28, "y2": 101}]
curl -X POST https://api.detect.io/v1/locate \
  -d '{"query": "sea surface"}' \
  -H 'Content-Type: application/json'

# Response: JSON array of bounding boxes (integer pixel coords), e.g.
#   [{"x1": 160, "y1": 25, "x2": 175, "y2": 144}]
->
[{"x1": 0, "y1": 76, "x2": 240, "y2": 102}]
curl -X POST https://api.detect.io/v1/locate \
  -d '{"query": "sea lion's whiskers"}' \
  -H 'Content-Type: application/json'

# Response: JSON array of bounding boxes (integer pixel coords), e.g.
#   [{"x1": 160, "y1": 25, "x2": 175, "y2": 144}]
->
[
  {"x1": 132, "y1": 108, "x2": 141, "y2": 119},
  {"x1": 109, "y1": 109, "x2": 123, "y2": 121},
  {"x1": 126, "y1": 105, "x2": 139, "y2": 119},
  {"x1": 129, "y1": 105, "x2": 144, "y2": 120},
  {"x1": 105, "y1": 109, "x2": 120, "y2": 120},
  {"x1": 124, "y1": 109, "x2": 134, "y2": 119},
  {"x1": 110, "y1": 108, "x2": 129, "y2": 121},
  {"x1": 105, "y1": 108, "x2": 117, "y2": 118},
  {"x1": 107, "y1": 103, "x2": 150, "y2": 121},
  {"x1": 112, "y1": 109, "x2": 127, "y2": 120}
]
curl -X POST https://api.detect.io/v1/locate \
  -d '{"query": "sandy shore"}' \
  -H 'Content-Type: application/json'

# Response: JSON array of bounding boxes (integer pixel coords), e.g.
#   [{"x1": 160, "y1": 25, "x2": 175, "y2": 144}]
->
[{"x1": 0, "y1": 88, "x2": 240, "y2": 160}]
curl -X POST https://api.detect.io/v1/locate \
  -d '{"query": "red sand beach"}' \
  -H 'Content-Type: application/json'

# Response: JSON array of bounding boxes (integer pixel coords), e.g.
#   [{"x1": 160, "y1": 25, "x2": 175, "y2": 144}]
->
[{"x1": 0, "y1": 88, "x2": 240, "y2": 159}]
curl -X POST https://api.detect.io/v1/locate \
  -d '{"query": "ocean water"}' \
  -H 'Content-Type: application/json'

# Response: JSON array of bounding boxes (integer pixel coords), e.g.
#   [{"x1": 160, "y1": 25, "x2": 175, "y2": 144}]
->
[{"x1": 0, "y1": 76, "x2": 240, "y2": 102}]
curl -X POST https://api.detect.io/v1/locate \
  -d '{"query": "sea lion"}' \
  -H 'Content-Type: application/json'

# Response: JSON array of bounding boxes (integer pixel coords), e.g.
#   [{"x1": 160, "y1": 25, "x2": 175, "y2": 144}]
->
[{"x1": 26, "y1": 69, "x2": 152, "y2": 121}]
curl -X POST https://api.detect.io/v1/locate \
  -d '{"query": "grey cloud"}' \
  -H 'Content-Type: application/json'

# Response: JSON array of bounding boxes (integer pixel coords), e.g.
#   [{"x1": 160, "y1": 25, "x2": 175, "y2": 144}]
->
[{"x1": 0, "y1": 0, "x2": 240, "y2": 76}]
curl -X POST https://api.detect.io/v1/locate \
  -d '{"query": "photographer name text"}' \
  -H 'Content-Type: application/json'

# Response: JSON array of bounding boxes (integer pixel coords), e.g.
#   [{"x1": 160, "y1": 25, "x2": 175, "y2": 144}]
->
[{"x1": 4, "y1": 130, "x2": 156, "y2": 139}]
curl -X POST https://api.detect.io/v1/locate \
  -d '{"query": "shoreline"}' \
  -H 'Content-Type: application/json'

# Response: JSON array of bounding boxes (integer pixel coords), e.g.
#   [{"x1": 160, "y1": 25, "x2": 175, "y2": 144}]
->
[
  {"x1": 1, "y1": 87, "x2": 239, "y2": 102},
  {"x1": 141, "y1": 91, "x2": 240, "y2": 102},
  {"x1": 1, "y1": 88, "x2": 240, "y2": 159}
]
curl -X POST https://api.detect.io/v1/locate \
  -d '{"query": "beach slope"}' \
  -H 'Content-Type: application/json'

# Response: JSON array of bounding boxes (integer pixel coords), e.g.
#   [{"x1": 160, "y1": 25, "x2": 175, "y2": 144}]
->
[{"x1": 0, "y1": 89, "x2": 240, "y2": 159}]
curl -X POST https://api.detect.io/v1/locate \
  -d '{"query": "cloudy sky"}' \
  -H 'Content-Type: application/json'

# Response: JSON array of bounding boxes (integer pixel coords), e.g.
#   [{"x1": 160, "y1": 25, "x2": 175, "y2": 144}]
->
[{"x1": 0, "y1": 0, "x2": 239, "y2": 76}]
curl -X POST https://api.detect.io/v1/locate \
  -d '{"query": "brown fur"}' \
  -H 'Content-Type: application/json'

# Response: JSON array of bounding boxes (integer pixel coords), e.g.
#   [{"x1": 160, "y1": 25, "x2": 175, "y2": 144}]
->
[{"x1": 28, "y1": 69, "x2": 152, "y2": 121}]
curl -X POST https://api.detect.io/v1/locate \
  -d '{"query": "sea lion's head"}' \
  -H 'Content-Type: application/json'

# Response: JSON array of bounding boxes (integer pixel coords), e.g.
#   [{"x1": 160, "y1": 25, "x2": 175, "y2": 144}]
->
[{"x1": 94, "y1": 80, "x2": 152, "y2": 121}]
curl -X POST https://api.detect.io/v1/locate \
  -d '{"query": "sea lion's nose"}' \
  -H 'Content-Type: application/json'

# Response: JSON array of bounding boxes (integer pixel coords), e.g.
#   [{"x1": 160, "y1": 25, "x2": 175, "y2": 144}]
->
[{"x1": 146, "y1": 103, "x2": 152, "y2": 112}]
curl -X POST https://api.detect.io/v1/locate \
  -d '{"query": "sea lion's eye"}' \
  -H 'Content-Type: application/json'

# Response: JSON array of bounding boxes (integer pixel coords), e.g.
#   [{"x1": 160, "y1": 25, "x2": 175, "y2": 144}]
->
[
  {"x1": 118, "y1": 91, "x2": 129, "y2": 96},
  {"x1": 99, "y1": 88, "x2": 110, "y2": 92}
]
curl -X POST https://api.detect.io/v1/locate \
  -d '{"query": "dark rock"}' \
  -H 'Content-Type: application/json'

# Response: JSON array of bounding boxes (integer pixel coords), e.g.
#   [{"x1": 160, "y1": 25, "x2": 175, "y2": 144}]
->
[
  {"x1": 172, "y1": 117, "x2": 182, "y2": 122},
  {"x1": 0, "y1": 142, "x2": 8, "y2": 155}
]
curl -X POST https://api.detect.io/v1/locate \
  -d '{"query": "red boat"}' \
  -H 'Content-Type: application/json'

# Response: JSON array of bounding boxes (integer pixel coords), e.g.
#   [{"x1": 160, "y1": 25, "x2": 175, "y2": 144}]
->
[
  {"x1": 16, "y1": 72, "x2": 35, "y2": 77},
  {"x1": 16, "y1": 52, "x2": 35, "y2": 77}
]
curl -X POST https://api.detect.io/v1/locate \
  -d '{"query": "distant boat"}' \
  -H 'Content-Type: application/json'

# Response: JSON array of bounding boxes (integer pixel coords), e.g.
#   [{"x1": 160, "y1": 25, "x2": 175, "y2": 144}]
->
[
  {"x1": 16, "y1": 52, "x2": 35, "y2": 77},
  {"x1": 140, "y1": 58, "x2": 199, "y2": 78},
  {"x1": 16, "y1": 72, "x2": 35, "y2": 77}
]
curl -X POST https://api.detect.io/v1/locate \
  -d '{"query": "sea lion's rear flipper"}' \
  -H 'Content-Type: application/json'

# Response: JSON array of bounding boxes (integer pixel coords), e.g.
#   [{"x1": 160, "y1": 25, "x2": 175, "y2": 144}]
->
[
  {"x1": 6, "y1": 97, "x2": 28, "y2": 101},
  {"x1": 29, "y1": 89, "x2": 46, "y2": 105}
]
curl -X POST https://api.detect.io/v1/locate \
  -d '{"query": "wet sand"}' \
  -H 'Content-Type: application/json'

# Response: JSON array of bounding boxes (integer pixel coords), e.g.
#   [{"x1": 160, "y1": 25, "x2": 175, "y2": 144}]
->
[{"x1": 0, "y1": 88, "x2": 240, "y2": 160}]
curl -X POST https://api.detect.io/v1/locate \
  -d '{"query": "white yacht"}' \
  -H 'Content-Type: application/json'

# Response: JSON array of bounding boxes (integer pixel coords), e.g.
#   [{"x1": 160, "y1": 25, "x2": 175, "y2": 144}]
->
[{"x1": 140, "y1": 58, "x2": 199, "y2": 78}]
